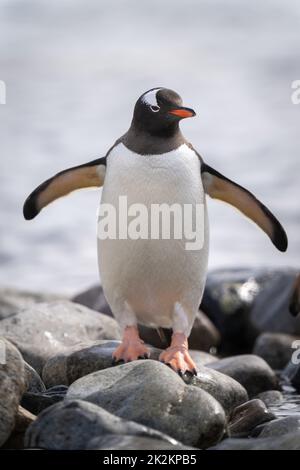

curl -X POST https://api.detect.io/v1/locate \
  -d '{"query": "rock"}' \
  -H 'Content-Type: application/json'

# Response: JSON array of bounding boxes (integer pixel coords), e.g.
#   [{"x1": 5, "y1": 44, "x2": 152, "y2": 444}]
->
[
  {"x1": 228, "y1": 399, "x2": 275, "y2": 437},
  {"x1": 42, "y1": 340, "x2": 161, "y2": 388},
  {"x1": 282, "y1": 359, "x2": 300, "y2": 392},
  {"x1": 73, "y1": 284, "x2": 113, "y2": 316},
  {"x1": 201, "y1": 268, "x2": 300, "y2": 355},
  {"x1": 87, "y1": 435, "x2": 195, "y2": 450},
  {"x1": 73, "y1": 285, "x2": 220, "y2": 352},
  {"x1": 211, "y1": 431, "x2": 300, "y2": 450},
  {"x1": 252, "y1": 416, "x2": 300, "y2": 438},
  {"x1": 21, "y1": 385, "x2": 68, "y2": 415},
  {"x1": 0, "y1": 300, "x2": 120, "y2": 373},
  {"x1": 67, "y1": 360, "x2": 226, "y2": 448},
  {"x1": 256, "y1": 390, "x2": 283, "y2": 407},
  {"x1": 183, "y1": 365, "x2": 248, "y2": 415},
  {"x1": 0, "y1": 338, "x2": 26, "y2": 446},
  {"x1": 289, "y1": 274, "x2": 300, "y2": 316},
  {"x1": 0, "y1": 287, "x2": 65, "y2": 320},
  {"x1": 253, "y1": 333, "x2": 299, "y2": 370},
  {"x1": 189, "y1": 350, "x2": 218, "y2": 368},
  {"x1": 25, "y1": 399, "x2": 183, "y2": 450},
  {"x1": 2, "y1": 406, "x2": 36, "y2": 449},
  {"x1": 24, "y1": 362, "x2": 46, "y2": 393},
  {"x1": 208, "y1": 354, "x2": 278, "y2": 397},
  {"x1": 140, "y1": 311, "x2": 220, "y2": 352}
]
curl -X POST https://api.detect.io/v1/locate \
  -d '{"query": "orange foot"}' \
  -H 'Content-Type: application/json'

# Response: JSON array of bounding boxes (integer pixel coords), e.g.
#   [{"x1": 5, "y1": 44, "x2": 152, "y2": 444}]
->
[
  {"x1": 112, "y1": 325, "x2": 150, "y2": 364},
  {"x1": 159, "y1": 332, "x2": 197, "y2": 376}
]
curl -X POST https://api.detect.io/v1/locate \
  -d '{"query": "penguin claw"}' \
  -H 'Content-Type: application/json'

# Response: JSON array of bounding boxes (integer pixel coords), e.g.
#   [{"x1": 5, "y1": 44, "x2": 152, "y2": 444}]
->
[
  {"x1": 159, "y1": 343, "x2": 198, "y2": 377},
  {"x1": 112, "y1": 338, "x2": 150, "y2": 364}
]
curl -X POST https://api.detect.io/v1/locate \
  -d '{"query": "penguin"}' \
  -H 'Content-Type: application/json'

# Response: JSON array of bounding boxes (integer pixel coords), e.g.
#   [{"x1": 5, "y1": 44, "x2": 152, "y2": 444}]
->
[
  {"x1": 289, "y1": 273, "x2": 300, "y2": 316},
  {"x1": 23, "y1": 87, "x2": 288, "y2": 375}
]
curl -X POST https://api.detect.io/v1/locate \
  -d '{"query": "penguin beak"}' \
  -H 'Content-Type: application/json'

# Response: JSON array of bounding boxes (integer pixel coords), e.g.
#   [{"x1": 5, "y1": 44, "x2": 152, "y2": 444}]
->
[{"x1": 168, "y1": 107, "x2": 196, "y2": 119}]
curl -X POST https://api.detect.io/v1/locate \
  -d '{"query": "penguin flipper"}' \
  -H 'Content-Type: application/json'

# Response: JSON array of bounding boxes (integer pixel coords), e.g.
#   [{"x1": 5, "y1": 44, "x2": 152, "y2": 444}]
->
[
  {"x1": 23, "y1": 157, "x2": 106, "y2": 220},
  {"x1": 201, "y1": 163, "x2": 288, "y2": 252}
]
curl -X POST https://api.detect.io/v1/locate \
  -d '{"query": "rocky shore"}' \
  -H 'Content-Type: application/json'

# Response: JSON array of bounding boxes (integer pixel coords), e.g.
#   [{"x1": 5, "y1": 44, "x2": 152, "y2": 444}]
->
[{"x1": 1, "y1": 268, "x2": 300, "y2": 450}]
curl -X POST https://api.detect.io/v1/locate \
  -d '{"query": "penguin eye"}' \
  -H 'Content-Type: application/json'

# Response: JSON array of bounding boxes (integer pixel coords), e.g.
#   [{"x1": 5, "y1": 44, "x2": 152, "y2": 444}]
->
[{"x1": 150, "y1": 105, "x2": 160, "y2": 113}]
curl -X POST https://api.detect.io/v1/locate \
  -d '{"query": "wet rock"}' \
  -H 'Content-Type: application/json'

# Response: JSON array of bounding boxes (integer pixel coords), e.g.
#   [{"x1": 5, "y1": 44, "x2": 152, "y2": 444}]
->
[
  {"x1": 67, "y1": 360, "x2": 226, "y2": 448},
  {"x1": 252, "y1": 416, "x2": 300, "y2": 438},
  {"x1": 256, "y1": 390, "x2": 283, "y2": 407},
  {"x1": 21, "y1": 385, "x2": 68, "y2": 415},
  {"x1": 0, "y1": 287, "x2": 65, "y2": 320},
  {"x1": 0, "y1": 300, "x2": 120, "y2": 373},
  {"x1": 211, "y1": 431, "x2": 300, "y2": 450},
  {"x1": 189, "y1": 350, "x2": 218, "y2": 368},
  {"x1": 208, "y1": 354, "x2": 278, "y2": 397},
  {"x1": 87, "y1": 435, "x2": 195, "y2": 450},
  {"x1": 25, "y1": 399, "x2": 182, "y2": 450},
  {"x1": 0, "y1": 338, "x2": 26, "y2": 446},
  {"x1": 228, "y1": 399, "x2": 275, "y2": 437},
  {"x1": 42, "y1": 340, "x2": 161, "y2": 388},
  {"x1": 24, "y1": 362, "x2": 46, "y2": 393},
  {"x1": 2, "y1": 406, "x2": 36, "y2": 449},
  {"x1": 73, "y1": 285, "x2": 220, "y2": 352},
  {"x1": 201, "y1": 268, "x2": 300, "y2": 355},
  {"x1": 253, "y1": 333, "x2": 299, "y2": 370},
  {"x1": 282, "y1": 357, "x2": 300, "y2": 392},
  {"x1": 183, "y1": 365, "x2": 248, "y2": 415}
]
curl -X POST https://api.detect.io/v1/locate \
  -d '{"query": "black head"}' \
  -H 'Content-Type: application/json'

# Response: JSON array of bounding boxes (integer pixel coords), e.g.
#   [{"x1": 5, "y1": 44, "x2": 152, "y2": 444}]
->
[{"x1": 131, "y1": 88, "x2": 196, "y2": 137}]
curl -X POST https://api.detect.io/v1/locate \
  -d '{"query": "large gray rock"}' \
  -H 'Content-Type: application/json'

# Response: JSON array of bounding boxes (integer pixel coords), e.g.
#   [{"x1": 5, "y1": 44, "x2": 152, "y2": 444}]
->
[
  {"x1": 189, "y1": 350, "x2": 218, "y2": 367},
  {"x1": 0, "y1": 287, "x2": 64, "y2": 320},
  {"x1": 253, "y1": 416, "x2": 300, "y2": 438},
  {"x1": 73, "y1": 285, "x2": 220, "y2": 352},
  {"x1": 42, "y1": 340, "x2": 161, "y2": 388},
  {"x1": 208, "y1": 355, "x2": 278, "y2": 397},
  {"x1": 228, "y1": 399, "x2": 275, "y2": 437},
  {"x1": 183, "y1": 366, "x2": 248, "y2": 415},
  {"x1": 0, "y1": 301, "x2": 120, "y2": 373},
  {"x1": 24, "y1": 399, "x2": 182, "y2": 450},
  {"x1": 87, "y1": 435, "x2": 195, "y2": 450},
  {"x1": 211, "y1": 431, "x2": 300, "y2": 450},
  {"x1": 67, "y1": 360, "x2": 226, "y2": 448},
  {"x1": 201, "y1": 268, "x2": 300, "y2": 355},
  {"x1": 0, "y1": 338, "x2": 26, "y2": 446},
  {"x1": 253, "y1": 333, "x2": 299, "y2": 370}
]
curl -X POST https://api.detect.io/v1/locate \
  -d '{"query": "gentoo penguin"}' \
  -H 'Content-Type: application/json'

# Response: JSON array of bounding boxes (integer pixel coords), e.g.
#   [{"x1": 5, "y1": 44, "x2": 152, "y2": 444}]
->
[{"x1": 23, "y1": 87, "x2": 288, "y2": 375}]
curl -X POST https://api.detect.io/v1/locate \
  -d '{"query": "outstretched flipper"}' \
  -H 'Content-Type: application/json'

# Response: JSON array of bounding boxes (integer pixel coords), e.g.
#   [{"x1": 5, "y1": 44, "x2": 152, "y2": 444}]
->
[
  {"x1": 23, "y1": 156, "x2": 107, "y2": 220},
  {"x1": 201, "y1": 163, "x2": 288, "y2": 252}
]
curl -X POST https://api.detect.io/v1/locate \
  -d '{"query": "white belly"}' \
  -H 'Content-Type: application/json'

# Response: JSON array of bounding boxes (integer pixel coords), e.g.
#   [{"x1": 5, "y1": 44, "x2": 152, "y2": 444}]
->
[{"x1": 98, "y1": 143, "x2": 209, "y2": 332}]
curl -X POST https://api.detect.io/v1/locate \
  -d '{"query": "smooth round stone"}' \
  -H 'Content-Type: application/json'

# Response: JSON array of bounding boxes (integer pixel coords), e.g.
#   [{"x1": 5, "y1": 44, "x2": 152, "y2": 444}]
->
[
  {"x1": 228, "y1": 399, "x2": 275, "y2": 437},
  {"x1": 66, "y1": 360, "x2": 226, "y2": 448},
  {"x1": 208, "y1": 354, "x2": 278, "y2": 397},
  {"x1": 0, "y1": 338, "x2": 26, "y2": 446},
  {"x1": 25, "y1": 399, "x2": 184, "y2": 450}
]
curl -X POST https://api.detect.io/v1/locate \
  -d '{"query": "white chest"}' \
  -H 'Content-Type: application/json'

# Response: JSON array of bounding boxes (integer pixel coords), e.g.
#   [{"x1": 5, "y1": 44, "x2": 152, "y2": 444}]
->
[{"x1": 102, "y1": 142, "x2": 204, "y2": 207}]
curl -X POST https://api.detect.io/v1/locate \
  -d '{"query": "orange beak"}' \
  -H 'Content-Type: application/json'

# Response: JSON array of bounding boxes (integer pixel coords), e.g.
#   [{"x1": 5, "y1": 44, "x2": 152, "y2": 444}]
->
[{"x1": 168, "y1": 107, "x2": 196, "y2": 119}]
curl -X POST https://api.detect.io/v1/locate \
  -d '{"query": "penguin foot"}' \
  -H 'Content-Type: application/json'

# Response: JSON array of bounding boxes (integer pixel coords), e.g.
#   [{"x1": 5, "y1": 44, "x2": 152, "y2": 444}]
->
[
  {"x1": 159, "y1": 332, "x2": 197, "y2": 376},
  {"x1": 112, "y1": 325, "x2": 150, "y2": 364}
]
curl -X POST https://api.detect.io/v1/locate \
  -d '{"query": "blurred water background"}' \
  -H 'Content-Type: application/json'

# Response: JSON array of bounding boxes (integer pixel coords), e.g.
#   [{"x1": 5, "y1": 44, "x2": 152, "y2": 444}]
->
[{"x1": 0, "y1": 0, "x2": 299, "y2": 295}]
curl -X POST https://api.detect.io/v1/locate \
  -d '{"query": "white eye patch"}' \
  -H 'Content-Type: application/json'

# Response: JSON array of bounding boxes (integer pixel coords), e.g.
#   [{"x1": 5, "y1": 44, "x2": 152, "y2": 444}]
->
[{"x1": 142, "y1": 88, "x2": 162, "y2": 108}]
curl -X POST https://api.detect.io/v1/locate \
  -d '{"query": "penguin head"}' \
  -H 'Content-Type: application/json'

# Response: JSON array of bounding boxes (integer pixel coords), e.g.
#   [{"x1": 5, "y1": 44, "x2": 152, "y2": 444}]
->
[{"x1": 131, "y1": 88, "x2": 196, "y2": 136}]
